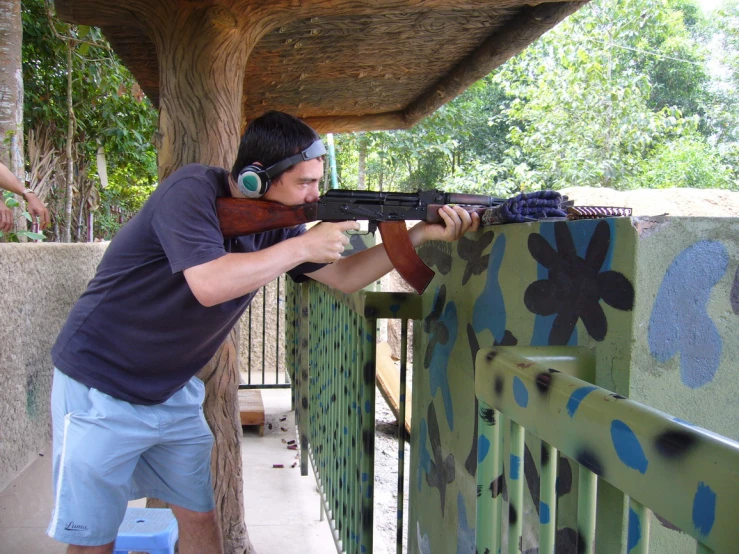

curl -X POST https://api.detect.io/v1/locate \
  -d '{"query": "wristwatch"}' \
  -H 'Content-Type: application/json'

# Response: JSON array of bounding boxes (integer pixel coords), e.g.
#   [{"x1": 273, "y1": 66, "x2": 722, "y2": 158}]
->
[{"x1": 21, "y1": 188, "x2": 35, "y2": 201}]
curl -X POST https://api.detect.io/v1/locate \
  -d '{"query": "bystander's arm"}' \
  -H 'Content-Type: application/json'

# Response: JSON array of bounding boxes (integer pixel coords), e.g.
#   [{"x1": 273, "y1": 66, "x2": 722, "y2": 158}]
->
[{"x1": 0, "y1": 162, "x2": 50, "y2": 232}]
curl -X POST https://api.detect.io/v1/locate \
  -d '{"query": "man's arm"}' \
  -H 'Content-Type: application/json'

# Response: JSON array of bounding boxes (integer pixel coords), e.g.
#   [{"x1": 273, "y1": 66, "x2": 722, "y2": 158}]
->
[
  {"x1": 184, "y1": 205, "x2": 477, "y2": 306},
  {"x1": 306, "y1": 205, "x2": 479, "y2": 294},
  {"x1": 0, "y1": 162, "x2": 50, "y2": 230},
  {"x1": 183, "y1": 220, "x2": 358, "y2": 307}
]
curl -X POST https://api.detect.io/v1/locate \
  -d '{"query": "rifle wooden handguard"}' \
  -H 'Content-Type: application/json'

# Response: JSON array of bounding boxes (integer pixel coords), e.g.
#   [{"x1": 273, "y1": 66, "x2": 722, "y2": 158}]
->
[{"x1": 425, "y1": 204, "x2": 488, "y2": 224}]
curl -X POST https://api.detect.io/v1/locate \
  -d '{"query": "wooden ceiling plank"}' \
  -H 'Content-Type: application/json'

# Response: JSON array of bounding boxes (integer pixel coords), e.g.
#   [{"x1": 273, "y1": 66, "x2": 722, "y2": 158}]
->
[{"x1": 56, "y1": 0, "x2": 590, "y2": 133}]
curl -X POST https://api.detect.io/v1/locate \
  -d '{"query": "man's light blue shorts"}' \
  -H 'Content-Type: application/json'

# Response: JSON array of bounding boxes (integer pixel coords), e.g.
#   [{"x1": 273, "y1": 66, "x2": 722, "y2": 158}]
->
[{"x1": 46, "y1": 368, "x2": 215, "y2": 546}]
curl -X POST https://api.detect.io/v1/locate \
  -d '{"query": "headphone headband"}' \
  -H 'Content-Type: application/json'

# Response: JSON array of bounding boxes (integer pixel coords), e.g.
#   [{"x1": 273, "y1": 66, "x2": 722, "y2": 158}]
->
[
  {"x1": 264, "y1": 140, "x2": 326, "y2": 178},
  {"x1": 236, "y1": 139, "x2": 326, "y2": 199}
]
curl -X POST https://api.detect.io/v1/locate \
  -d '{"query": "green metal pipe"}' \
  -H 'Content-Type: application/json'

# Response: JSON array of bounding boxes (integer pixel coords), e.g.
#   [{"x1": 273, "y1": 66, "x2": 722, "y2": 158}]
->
[
  {"x1": 539, "y1": 442, "x2": 558, "y2": 554},
  {"x1": 360, "y1": 316, "x2": 376, "y2": 554},
  {"x1": 474, "y1": 400, "x2": 494, "y2": 553},
  {"x1": 628, "y1": 497, "x2": 650, "y2": 554},
  {"x1": 396, "y1": 319, "x2": 408, "y2": 554},
  {"x1": 298, "y1": 283, "x2": 310, "y2": 476},
  {"x1": 508, "y1": 421, "x2": 525, "y2": 554},
  {"x1": 577, "y1": 467, "x2": 598, "y2": 554},
  {"x1": 327, "y1": 133, "x2": 338, "y2": 189},
  {"x1": 493, "y1": 412, "x2": 503, "y2": 552},
  {"x1": 352, "y1": 310, "x2": 361, "y2": 554}
]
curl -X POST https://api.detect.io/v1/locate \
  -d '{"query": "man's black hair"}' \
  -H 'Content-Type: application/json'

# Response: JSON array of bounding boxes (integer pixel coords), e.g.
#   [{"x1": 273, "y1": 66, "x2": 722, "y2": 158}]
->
[{"x1": 230, "y1": 111, "x2": 320, "y2": 184}]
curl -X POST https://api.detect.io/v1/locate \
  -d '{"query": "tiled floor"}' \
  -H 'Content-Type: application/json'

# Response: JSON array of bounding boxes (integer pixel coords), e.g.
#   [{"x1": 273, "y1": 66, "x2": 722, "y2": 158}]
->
[{"x1": 0, "y1": 388, "x2": 335, "y2": 554}]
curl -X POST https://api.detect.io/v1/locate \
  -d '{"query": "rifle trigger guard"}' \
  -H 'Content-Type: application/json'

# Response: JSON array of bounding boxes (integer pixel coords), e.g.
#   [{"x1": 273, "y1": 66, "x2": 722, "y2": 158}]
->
[{"x1": 347, "y1": 228, "x2": 372, "y2": 236}]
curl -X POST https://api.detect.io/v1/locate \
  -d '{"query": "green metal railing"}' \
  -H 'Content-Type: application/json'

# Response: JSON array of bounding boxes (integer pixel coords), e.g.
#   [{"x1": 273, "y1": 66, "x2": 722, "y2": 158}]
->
[
  {"x1": 286, "y1": 280, "x2": 421, "y2": 554},
  {"x1": 474, "y1": 347, "x2": 739, "y2": 554}
]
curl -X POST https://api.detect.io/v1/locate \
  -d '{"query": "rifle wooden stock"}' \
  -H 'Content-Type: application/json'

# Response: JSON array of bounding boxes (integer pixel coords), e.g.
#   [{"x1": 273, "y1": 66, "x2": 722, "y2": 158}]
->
[
  {"x1": 217, "y1": 197, "x2": 318, "y2": 239},
  {"x1": 377, "y1": 221, "x2": 435, "y2": 295}
]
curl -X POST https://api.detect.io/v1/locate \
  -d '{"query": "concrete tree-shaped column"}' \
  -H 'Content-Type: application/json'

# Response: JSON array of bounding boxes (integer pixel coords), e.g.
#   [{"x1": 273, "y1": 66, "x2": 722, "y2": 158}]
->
[
  {"x1": 146, "y1": 5, "x2": 284, "y2": 553},
  {"x1": 57, "y1": 1, "x2": 286, "y2": 551}
]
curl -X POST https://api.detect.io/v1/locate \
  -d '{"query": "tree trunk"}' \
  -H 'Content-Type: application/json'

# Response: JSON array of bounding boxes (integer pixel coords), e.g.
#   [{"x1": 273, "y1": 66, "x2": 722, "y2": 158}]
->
[
  {"x1": 145, "y1": 5, "x2": 282, "y2": 552},
  {"x1": 154, "y1": 6, "x2": 251, "y2": 181},
  {"x1": 195, "y1": 324, "x2": 248, "y2": 554},
  {"x1": 357, "y1": 133, "x2": 366, "y2": 190},
  {"x1": 0, "y1": 0, "x2": 25, "y2": 231},
  {"x1": 64, "y1": 40, "x2": 74, "y2": 243}
]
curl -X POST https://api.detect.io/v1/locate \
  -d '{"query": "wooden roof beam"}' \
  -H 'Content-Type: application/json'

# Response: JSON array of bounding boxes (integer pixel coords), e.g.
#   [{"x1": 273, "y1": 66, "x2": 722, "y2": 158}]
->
[
  {"x1": 403, "y1": 1, "x2": 589, "y2": 126},
  {"x1": 302, "y1": 112, "x2": 410, "y2": 134},
  {"x1": 293, "y1": 1, "x2": 589, "y2": 134}
]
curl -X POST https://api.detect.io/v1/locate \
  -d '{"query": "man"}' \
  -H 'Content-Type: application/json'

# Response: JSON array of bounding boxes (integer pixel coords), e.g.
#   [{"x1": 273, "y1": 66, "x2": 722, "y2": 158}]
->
[
  {"x1": 0, "y1": 161, "x2": 50, "y2": 233},
  {"x1": 47, "y1": 111, "x2": 479, "y2": 553}
]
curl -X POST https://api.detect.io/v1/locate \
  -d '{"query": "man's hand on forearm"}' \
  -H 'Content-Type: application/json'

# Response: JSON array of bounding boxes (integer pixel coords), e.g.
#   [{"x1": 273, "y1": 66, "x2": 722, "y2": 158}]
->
[{"x1": 410, "y1": 204, "x2": 480, "y2": 246}]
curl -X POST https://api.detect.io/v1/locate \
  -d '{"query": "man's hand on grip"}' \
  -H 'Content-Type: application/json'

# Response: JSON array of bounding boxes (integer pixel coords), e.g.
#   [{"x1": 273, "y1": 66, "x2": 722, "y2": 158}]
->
[{"x1": 300, "y1": 220, "x2": 360, "y2": 263}]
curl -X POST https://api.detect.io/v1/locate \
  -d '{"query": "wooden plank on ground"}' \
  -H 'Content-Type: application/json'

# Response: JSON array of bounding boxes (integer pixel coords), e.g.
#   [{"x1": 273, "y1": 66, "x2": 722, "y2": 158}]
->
[
  {"x1": 238, "y1": 389, "x2": 265, "y2": 436},
  {"x1": 375, "y1": 341, "x2": 412, "y2": 436}
]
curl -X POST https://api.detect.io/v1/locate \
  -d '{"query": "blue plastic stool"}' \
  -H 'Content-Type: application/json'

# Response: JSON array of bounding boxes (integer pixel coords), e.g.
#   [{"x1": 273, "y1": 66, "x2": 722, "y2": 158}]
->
[{"x1": 113, "y1": 507, "x2": 179, "y2": 554}]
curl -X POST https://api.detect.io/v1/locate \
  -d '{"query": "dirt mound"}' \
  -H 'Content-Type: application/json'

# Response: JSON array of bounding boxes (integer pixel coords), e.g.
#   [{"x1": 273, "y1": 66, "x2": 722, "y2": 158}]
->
[{"x1": 559, "y1": 186, "x2": 739, "y2": 218}]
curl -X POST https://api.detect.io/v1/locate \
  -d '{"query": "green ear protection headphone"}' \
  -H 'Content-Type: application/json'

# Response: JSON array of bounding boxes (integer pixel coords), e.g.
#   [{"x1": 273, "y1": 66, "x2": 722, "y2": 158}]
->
[{"x1": 237, "y1": 140, "x2": 327, "y2": 198}]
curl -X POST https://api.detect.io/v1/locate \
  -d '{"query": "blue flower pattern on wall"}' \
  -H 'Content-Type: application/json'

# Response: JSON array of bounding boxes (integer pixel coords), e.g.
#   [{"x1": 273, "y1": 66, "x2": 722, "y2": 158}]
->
[
  {"x1": 648, "y1": 241, "x2": 728, "y2": 388},
  {"x1": 424, "y1": 286, "x2": 457, "y2": 430},
  {"x1": 472, "y1": 234, "x2": 508, "y2": 342}
]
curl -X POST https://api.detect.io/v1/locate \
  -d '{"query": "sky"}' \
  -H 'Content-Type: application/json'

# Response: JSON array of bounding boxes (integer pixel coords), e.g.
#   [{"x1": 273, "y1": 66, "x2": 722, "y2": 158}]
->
[{"x1": 701, "y1": 0, "x2": 723, "y2": 13}]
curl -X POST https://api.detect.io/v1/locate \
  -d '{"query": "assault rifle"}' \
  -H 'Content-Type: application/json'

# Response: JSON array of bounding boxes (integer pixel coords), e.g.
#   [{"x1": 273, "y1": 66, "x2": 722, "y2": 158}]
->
[{"x1": 217, "y1": 189, "x2": 503, "y2": 294}]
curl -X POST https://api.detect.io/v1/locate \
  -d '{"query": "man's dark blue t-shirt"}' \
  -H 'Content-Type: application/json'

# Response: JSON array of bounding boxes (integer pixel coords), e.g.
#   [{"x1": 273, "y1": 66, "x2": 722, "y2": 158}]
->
[{"x1": 52, "y1": 164, "x2": 323, "y2": 405}]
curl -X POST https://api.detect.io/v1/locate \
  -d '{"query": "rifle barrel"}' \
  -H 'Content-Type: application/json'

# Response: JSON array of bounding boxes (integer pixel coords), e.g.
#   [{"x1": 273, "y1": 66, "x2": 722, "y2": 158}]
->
[{"x1": 321, "y1": 189, "x2": 502, "y2": 206}]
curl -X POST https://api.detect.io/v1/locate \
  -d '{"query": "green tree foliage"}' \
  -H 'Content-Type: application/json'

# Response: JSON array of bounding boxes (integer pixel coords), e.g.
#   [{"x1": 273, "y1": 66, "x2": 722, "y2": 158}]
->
[
  {"x1": 639, "y1": 134, "x2": 735, "y2": 188},
  {"x1": 705, "y1": 0, "x2": 739, "y2": 170},
  {"x1": 333, "y1": 76, "x2": 511, "y2": 195},
  {"x1": 333, "y1": 0, "x2": 736, "y2": 194},
  {"x1": 22, "y1": 0, "x2": 157, "y2": 240},
  {"x1": 494, "y1": 0, "x2": 711, "y2": 190}
]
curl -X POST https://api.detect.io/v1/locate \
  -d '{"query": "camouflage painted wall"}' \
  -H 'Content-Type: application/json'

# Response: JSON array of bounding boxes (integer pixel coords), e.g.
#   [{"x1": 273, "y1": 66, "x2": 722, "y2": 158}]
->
[{"x1": 408, "y1": 217, "x2": 738, "y2": 554}]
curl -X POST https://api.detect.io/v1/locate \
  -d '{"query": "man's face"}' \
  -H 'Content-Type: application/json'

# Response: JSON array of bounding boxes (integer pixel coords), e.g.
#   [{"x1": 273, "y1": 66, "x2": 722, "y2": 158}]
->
[{"x1": 262, "y1": 158, "x2": 323, "y2": 206}]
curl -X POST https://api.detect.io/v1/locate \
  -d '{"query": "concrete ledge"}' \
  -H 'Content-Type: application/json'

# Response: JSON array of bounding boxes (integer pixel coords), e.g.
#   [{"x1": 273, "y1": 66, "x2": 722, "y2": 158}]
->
[{"x1": 0, "y1": 243, "x2": 108, "y2": 491}]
